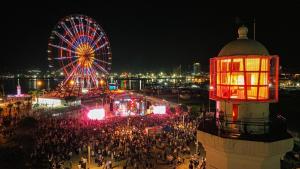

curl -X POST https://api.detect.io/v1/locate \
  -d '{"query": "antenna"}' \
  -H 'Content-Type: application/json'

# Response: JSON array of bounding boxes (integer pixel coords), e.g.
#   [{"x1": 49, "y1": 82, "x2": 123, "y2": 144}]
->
[
  {"x1": 179, "y1": 64, "x2": 181, "y2": 76},
  {"x1": 253, "y1": 18, "x2": 256, "y2": 40}
]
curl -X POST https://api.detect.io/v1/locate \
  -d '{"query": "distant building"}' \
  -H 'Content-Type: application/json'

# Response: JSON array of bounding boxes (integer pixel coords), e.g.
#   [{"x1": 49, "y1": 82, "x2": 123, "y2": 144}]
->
[
  {"x1": 27, "y1": 69, "x2": 41, "y2": 74},
  {"x1": 193, "y1": 62, "x2": 201, "y2": 75}
]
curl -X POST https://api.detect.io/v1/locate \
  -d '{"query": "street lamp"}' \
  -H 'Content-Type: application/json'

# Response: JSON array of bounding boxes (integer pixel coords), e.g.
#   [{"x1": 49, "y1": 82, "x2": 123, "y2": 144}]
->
[
  {"x1": 100, "y1": 79, "x2": 105, "y2": 86},
  {"x1": 37, "y1": 80, "x2": 42, "y2": 87},
  {"x1": 88, "y1": 145, "x2": 91, "y2": 169},
  {"x1": 69, "y1": 80, "x2": 75, "y2": 86}
]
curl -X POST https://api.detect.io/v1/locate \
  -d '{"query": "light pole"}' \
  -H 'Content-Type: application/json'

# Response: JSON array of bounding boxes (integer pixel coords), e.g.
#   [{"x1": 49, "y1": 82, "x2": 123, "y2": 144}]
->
[
  {"x1": 88, "y1": 145, "x2": 91, "y2": 169},
  {"x1": 195, "y1": 139, "x2": 199, "y2": 156}
]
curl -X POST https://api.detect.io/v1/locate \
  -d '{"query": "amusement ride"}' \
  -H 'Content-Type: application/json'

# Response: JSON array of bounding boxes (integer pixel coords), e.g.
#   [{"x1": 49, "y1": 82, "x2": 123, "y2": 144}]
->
[{"x1": 47, "y1": 14, "x2": 112, "y2": 97}]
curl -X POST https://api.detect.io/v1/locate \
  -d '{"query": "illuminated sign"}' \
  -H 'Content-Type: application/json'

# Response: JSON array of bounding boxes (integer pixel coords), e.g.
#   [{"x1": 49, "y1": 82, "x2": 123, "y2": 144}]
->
[
  {"x1": 38, "y1": 98, "x2": 63, "y2": 107},
  {"x1": 153, "y1": 105, "x2": 166, "y2": 114},
  {"x1": 109, "y1": 83, "x2": 117, "y2": 90}
]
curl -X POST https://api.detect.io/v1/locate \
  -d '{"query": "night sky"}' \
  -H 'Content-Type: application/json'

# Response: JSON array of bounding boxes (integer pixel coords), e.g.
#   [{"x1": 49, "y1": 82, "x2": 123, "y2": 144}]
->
[{"x1": 1, "y1": 2, "x2": 299, "y2": 73}]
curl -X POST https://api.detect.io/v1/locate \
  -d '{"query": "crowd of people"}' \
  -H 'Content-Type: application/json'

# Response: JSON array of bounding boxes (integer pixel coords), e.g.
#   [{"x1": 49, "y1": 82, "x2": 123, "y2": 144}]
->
[{"x1": 28, "y1": 110, "x2": 206, "y2": 169}]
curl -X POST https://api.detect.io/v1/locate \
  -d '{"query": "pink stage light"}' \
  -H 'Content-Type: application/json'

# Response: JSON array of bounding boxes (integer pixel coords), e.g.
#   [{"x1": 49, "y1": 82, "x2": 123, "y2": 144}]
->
[
  {"x1": 87, "y1": 108, "x2": 105, "y2": 120},
  {"x1": 153, "y1": 106, "x2": 166, "y2": 114}
]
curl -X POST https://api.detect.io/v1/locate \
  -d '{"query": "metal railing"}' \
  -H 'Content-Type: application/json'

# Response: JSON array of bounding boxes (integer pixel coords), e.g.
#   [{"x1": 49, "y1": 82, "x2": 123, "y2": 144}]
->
[{"x1": 198, "y1": 114, "x2": 291, "y2": 142}]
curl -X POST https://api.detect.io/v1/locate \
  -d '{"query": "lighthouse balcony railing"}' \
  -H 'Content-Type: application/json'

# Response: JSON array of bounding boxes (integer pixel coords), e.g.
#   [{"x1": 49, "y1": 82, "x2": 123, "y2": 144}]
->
[{"x1": 198, "y1": 114, "x2": 291, "y2": 142}]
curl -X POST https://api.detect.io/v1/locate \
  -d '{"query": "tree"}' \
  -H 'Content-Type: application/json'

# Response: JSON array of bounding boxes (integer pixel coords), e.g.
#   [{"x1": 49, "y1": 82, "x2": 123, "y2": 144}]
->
[{"x1": 28, "y1": 90, "x2": 42, "y2": 105}]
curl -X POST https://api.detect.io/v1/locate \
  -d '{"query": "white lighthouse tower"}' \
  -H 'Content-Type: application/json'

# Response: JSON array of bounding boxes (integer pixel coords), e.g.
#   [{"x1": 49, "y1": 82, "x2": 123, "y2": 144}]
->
[
  {"x1": 197, "y1": 26, "x2": 293, "y2": 169},
  {"x1": 17, "y1": 79, "x2": 21, "y2": 96}
]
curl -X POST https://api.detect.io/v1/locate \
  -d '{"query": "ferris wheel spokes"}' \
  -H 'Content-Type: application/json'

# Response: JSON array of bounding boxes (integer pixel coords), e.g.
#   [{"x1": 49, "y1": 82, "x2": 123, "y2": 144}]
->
[
  {"x1": 91, "y1": 32, "x2": 105, "y2": 48},
  {"x1": 70, "y1": 18, "x2": 80, "y2": 37},
  {"x1": 86, "y1": 19, "x2": 91, "y2": 37},
  {"x1": 79, "y1": 18, "x2": 85, "y2": 35},
  {"x1": 90, "y1": 28, "x2": 97, "y2": 40},
  {"x1": 61, "y1": 22, "x2": 76, "y2": 42},
  {"x1": 93, "y1": 57, "x2": 111, "y2": 65},
  {"x1": 53, "y1": 56, "x2": 78, "y2": 60},
  {"x1": 53, "y1": 31, "x2": 77, "y2": 50},
  {"x1": 62, "y1": 63, "x2": 80, "y2": 86},
  {"x1": 49, "y1": 43, "x2": 79, "y2": 55},
  {"x1": 94, "y1": 41, "x2": 109, "y2": 52},
  {"x1": 59, "y1": 59, "x2": 79, "y2": 75},
  {"x1": 93, "y1": 62, "x2": 109, "y2": 75},
  {"x1": 87, "y1": 68, "x2": 98, "y2": 86}
]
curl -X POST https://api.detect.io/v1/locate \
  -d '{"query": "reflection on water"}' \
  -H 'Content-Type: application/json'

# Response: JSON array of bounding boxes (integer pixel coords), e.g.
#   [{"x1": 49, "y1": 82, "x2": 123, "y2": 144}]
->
[
  {"x1": 0, "y1": 78, "x2": 59, "y2": 95},
  {"x1": 0, "y1": 78, "x2": 145, "y2": 95}
]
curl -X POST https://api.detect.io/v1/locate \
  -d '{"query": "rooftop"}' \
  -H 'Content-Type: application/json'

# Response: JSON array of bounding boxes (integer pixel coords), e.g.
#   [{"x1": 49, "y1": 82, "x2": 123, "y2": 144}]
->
[{"x1": 218, "y1": 26, "x2": 270, "y2": 56}]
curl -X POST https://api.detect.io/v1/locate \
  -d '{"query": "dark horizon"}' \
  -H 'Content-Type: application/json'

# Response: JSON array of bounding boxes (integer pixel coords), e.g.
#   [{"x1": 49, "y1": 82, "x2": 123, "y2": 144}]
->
[{"x1": 1, "y1": 2, "x2": 300, "y2": 73}]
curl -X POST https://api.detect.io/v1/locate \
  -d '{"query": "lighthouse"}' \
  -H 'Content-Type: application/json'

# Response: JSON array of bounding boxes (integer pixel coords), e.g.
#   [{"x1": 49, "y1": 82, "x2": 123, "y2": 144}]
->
[
  {"x1": 197, "y1": 26, "x2": 293, "y2": 169},
  {"x1": 17, "y1": 79, "x2": 21, "y2": 96}
]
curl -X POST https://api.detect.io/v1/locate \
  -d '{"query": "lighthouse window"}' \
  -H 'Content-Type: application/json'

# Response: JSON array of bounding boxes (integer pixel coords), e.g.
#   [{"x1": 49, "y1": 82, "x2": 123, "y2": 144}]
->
[
  {"x1": 259, "y1": 87, "x2": 268, "y2": 99},
  {"x1": 259, "y1": 73, "x2": 268, "y2": 85},
  {"x1": 230, "y1": 62, "x2": 240, "y2": 71},
  {"x1": 246, "y1": 58, "x2": 260, "y2": 71},
  {"x1": 210, "y1": 55, "x2": 278, "y2": 102},
  {"x1": 260, "y1": 58, "x2": 269, "y2": 71}
]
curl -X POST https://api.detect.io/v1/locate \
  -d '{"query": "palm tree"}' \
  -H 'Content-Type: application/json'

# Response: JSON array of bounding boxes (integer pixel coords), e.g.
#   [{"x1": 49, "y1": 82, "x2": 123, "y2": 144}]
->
[
  {"x1": 41, "y1": 89, "x2": 47, "y2": 95},
  {"x1": 28, "y1": 90, "x2": 42, "y2": 105}
]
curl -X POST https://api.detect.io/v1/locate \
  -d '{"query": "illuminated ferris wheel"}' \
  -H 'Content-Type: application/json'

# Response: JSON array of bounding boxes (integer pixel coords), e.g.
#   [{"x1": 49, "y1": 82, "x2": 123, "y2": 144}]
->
[{"x1": 48, "y1": 14, "x2": 112, "y2": 92}]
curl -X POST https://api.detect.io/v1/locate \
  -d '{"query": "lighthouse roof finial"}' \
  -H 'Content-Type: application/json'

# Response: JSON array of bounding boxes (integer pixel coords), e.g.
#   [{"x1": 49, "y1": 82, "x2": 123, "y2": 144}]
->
[{"x1": 237, "y1": 25, "x2": 248, "y2": 39}]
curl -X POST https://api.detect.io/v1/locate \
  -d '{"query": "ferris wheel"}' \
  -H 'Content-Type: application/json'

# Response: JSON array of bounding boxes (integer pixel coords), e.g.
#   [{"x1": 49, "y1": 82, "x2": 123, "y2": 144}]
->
[{"x1": 48, "y1": 14, "x2": 112, "y2": 91}]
